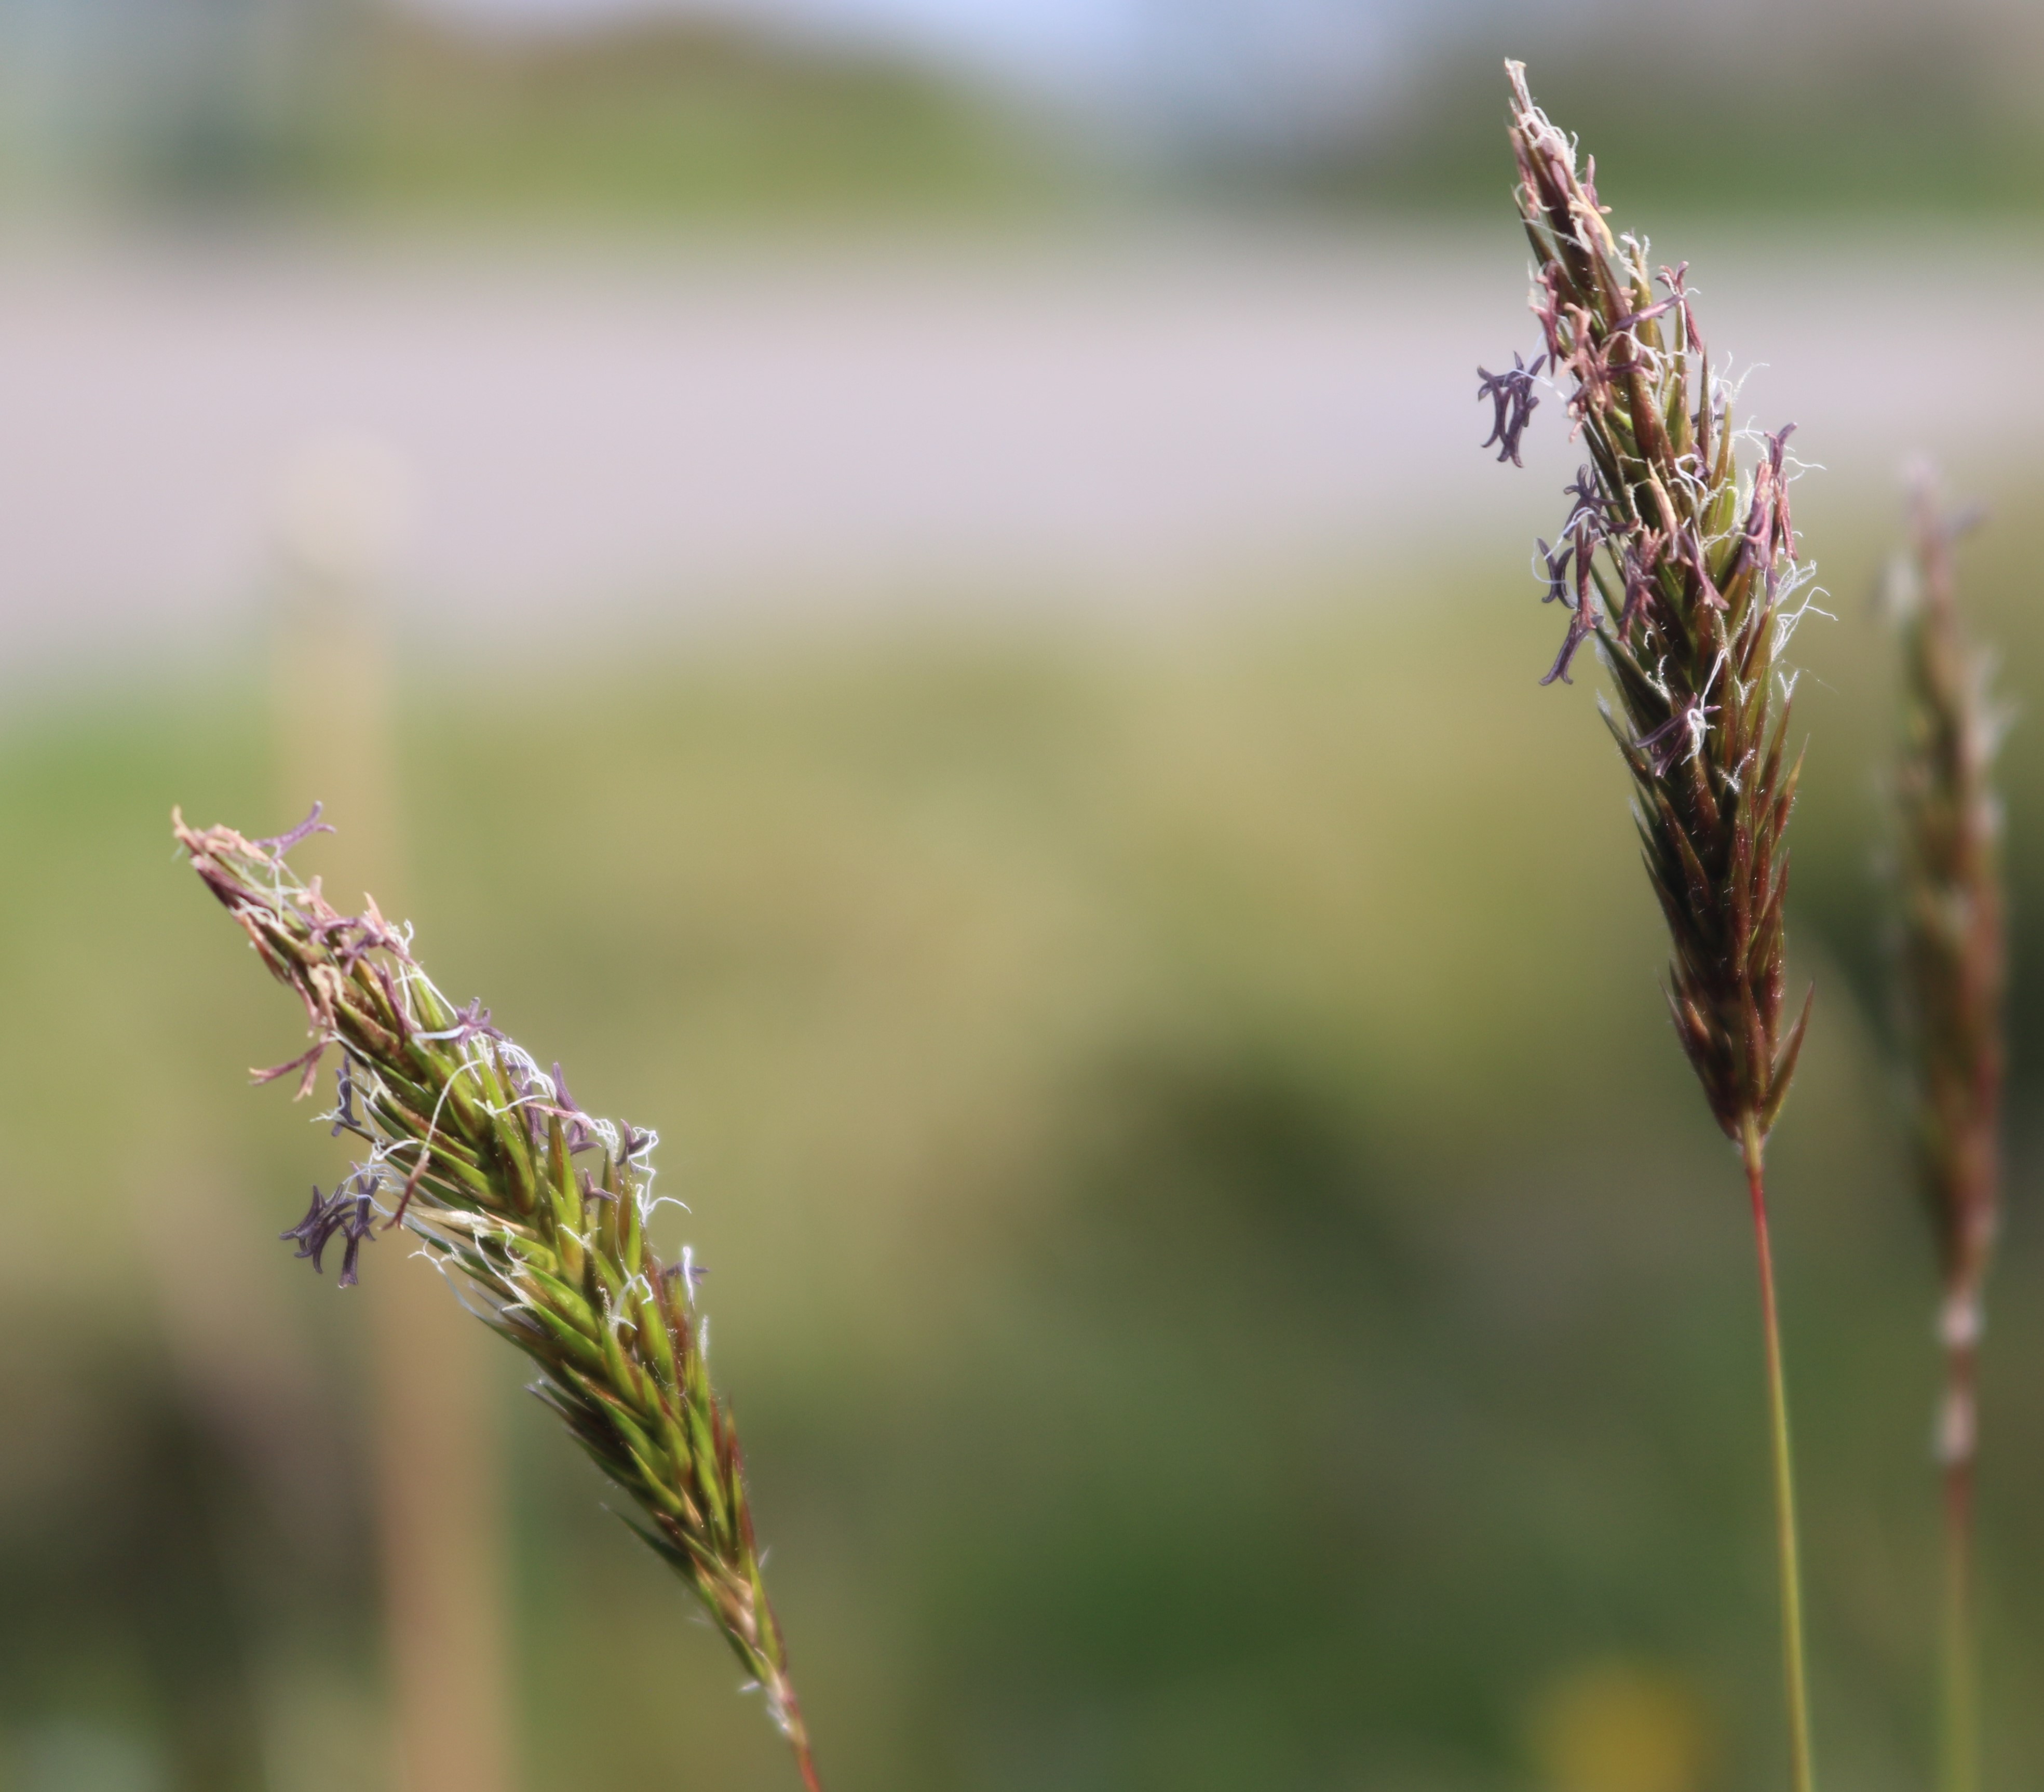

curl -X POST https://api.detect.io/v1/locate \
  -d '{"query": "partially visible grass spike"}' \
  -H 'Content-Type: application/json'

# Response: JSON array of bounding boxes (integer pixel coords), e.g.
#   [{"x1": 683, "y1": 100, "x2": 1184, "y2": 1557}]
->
[{"x1": 1885, "y1": 468, "x2": 2006, "y2": 1792}]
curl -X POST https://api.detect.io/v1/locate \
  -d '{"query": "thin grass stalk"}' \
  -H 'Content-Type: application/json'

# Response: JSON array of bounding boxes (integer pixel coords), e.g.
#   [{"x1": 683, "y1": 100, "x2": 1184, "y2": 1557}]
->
[
  {"x1": 1480, "y1": 63, "x2": 1820, "y2": 1792},
  {"x1": 267, "y1": 481, "x2": 514, "y2": 1792},
  {"x1": 1743, "y1": 1117, "x2": 1815, "y2": 1792},
  {"x1": 174, "y1": 807, "x2": 824, "y2": 1792},
  {"x1": 1886, "y1": 469, "x2": 2005, "y2": 1792},
  {"x1": 1941, "y1": 1463, "x2": 1979, "y2": 1792}
]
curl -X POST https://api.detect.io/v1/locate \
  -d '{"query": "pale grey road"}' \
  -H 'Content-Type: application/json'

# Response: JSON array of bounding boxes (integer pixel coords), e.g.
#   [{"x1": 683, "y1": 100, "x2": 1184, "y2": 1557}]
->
[{"x1": 0, "y1": 226, "x2": 2036, "y2": 678}]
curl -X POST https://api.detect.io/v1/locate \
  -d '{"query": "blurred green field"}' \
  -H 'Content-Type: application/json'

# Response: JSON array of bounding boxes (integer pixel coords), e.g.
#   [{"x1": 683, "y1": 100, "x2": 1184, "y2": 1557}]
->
[
  {"x1": 320, "y1": 16, "x2": 1075, "y2": 223},
  {"x1": 19, "y1": 3, "x2": 2044, "y2": 225},
  {"x1": 3, "y1": 522, "x2": 2043, "y2": 1791}
]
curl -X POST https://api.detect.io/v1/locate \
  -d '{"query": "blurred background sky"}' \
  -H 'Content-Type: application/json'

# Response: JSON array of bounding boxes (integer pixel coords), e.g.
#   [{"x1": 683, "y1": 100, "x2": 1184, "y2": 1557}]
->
[{"x1": 5, "y1": 5, "x2": 2044, "y2": 1792}]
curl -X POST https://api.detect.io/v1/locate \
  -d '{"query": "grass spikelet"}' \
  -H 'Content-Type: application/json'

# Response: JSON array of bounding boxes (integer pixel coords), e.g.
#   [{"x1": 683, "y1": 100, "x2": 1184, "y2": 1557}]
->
[
  {"x1": 1494, "y1": 60, "x2": 1816, "y2": 1148},
  {"x1": 1481, "y1": 62, "x2": 1820, "y2": 1792},
  {"x1": 1885, "y1": 469, "x2": 2006, "y2": 1792},
  {"x1": 173, "y1": 807, "x2": 824, "y2": 1792}
]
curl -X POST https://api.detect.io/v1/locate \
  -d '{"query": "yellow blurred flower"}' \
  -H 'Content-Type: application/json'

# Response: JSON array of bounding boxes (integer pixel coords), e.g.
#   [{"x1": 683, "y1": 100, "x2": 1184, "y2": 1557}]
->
[{"x1": 1528, "y1": 1659, "x2": 1712, "y2": 1792}]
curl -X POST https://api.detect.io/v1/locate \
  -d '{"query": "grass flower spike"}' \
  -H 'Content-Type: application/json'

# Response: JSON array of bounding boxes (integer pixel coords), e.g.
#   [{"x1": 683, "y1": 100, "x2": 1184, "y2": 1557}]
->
[
  {"x1": 1499, "y1": 62, "x2": 1816, "y2": 1146},
  {"x1": 174, "y1": 809, "x2": 824, "y2": 1792},
  {"x1": 1482, "y1": 63, "x2": 1820, "y2": 1792},
  {"x1": 1887, "y1": 473, "x2": 2006, "y2": 1792}
]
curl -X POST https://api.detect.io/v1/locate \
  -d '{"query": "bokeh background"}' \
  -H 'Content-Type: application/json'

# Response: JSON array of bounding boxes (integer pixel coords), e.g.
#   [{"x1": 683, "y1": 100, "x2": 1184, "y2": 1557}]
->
[{"x1": 4, "y1": 2, "x2": 2044, "y2": 1789}]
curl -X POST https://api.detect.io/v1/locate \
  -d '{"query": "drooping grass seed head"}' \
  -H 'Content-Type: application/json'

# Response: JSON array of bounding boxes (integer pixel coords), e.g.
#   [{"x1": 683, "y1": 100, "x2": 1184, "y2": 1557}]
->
[{"x1": 174, "y1": 808, "x2": 824, "y2": 1787}]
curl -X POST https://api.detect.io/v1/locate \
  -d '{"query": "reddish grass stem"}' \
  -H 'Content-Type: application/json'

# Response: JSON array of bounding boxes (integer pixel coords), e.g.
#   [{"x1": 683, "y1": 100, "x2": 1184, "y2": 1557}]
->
[
  {"x1": 1742, "y1": 1116, "x2": 1816, "y2": 1792},
  {"x1": 795, "y1": 1730, "x2": 825, "y2": 1792}
]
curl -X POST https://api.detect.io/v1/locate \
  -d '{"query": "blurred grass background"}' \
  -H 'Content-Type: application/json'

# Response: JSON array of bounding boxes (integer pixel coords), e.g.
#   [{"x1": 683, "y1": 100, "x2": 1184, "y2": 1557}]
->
[
  {"x1": 4, "y1": 0, "x2": 2044, "y2": 1788},
  {"x1": 8, "y1": 500, "x2": 2044, "y2": 1790}
]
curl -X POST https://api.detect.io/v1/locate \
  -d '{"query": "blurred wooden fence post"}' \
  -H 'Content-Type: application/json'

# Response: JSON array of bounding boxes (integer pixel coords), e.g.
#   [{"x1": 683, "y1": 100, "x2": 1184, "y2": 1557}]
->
[{"x1": 269, "y1": 437, "x2": 517, "y2": 1792}]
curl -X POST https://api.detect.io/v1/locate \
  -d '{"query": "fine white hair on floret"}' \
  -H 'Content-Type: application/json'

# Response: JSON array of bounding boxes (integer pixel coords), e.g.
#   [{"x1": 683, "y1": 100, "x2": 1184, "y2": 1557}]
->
[
  {"x1": 604, "y1": 1274, "x2": 656, "y2": 1337},
  {"x1": 1667, "y1": 446, "x2": 1714, "y2": 492},
  {"x1": 1718, "y1": 357, "x2": 1764, "y2": 406},
  {"x1": 1773, "y1": 583, "x2": 1836, "y2": 660},
  {"x1": 425, "y1": 1253, "x2": 515, "y2": 1327}
]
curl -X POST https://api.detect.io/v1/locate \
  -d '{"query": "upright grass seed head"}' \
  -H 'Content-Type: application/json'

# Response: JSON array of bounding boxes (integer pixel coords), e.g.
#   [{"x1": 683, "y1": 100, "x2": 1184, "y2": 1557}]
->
[
  {"x1": 1884, "y1": 470, "x2": 2006, "y2": 1792},
  {"x1": 1485, "y1": 60, "x2": 1819, "y2": 1146},
  {"x1": 1480, "y1": 66, "x2": 1823, "y2": 1792},
  {"x1": 173, "y1": 808, "x2": 824, "y2": 1792},
  {"x1": 1887, "y1": 471, "x2": 2007, "y2": 1391}
]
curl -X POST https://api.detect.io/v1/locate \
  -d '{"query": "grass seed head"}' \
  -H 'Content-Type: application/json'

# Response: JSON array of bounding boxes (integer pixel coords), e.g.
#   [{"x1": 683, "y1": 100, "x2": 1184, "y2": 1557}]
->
[
  {"x1": 1484, "y1": 61, "x2": 1817, "y2": 1145},
  {"x1": 1886, "y1": 471, "x2": 2006, "y2": 1348},
  {"x1": 173, "y1": 808, "x2": 822, "y2": 1788}
]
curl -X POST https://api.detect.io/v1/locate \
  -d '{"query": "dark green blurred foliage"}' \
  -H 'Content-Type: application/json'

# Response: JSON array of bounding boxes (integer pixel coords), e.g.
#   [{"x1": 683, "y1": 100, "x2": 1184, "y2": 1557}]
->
[
  {"x1": 0, "y1": 1352, "x2": 266, "y2": 1790},
  {"x1": 4, "y1": 514, "x2": 2044, "y2": 1787}
]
